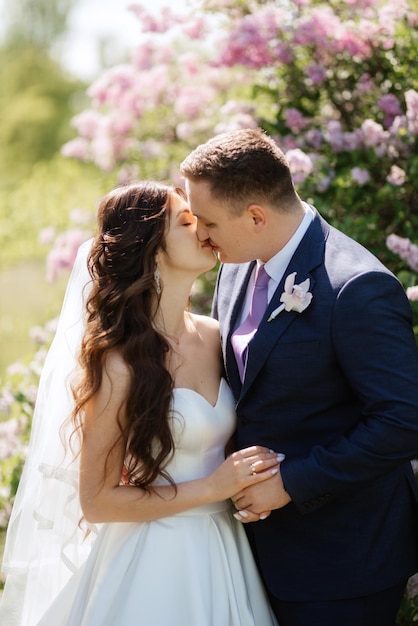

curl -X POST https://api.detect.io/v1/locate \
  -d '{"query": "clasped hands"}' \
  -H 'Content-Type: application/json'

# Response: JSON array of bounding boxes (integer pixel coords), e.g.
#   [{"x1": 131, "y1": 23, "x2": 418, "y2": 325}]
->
[{"x1": 230, "y1": 446, "x2": 290, "y2": 523}]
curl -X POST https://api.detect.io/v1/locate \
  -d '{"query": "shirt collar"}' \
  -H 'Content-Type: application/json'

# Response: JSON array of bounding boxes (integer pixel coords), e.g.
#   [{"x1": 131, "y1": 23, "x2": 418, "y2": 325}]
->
[{"x1": 264, "y1": 203, "x2": 314, "y2": 287}]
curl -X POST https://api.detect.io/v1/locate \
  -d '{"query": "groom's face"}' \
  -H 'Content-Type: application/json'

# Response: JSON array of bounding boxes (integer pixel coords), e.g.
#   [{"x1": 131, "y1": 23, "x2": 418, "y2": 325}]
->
[{"x1": 185, "y1": 179, "x2": 260, "y2": 264}]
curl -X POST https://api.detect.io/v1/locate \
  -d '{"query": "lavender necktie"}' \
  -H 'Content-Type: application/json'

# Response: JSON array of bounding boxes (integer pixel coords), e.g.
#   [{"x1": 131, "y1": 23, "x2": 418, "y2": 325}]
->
[{"x1": 231, "y1": 264, "x2": 270, "y2": 381}]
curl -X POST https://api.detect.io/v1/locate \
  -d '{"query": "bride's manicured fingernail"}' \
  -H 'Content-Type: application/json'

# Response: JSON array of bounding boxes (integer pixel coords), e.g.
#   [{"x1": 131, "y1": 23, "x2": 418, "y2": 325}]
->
[
  {"x1": 259, "y1": 514, "x2": 268, "y2": 520},
  {"x1": 233, "y1": 513, "x2": 242, "y2": 521},
  {"x1": 276, "y1": 453, "x2": 285, "y2": 462},
  {"x1": 271, "y1": 468, "x2": 279, "y2": 475},
  {"x1": 237, "y1": 510, "x2": 249, "y2": 518}
]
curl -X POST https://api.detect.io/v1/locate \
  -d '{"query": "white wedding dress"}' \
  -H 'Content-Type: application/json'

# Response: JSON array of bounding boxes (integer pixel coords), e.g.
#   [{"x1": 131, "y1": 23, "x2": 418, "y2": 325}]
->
[{"x1": 36, "y1": 379, "x2": 278, "y2": 626}]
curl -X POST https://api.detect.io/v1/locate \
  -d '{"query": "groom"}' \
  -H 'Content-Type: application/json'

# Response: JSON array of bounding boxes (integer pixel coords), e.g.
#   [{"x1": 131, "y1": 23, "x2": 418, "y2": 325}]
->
[{"x1": 180, "y1": 128, "x2": 418, "y2": 626}]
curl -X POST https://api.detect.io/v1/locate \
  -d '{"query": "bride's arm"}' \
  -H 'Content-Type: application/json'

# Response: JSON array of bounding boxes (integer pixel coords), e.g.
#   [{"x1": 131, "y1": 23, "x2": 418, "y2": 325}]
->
[{"x1": 79, "y1": 353, "x2": 279, "y2": 524}]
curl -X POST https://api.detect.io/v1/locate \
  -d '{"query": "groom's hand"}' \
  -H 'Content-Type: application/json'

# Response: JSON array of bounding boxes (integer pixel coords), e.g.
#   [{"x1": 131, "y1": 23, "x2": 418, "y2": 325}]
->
[{"x1": 232, "y1": 466, "x2": 291, "y2": 523}]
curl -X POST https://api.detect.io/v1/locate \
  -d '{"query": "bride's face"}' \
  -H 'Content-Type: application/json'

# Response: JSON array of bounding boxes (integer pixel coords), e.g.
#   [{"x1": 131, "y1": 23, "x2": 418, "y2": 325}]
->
[{"x1": 160, "y1": 193, "x2": 217, "y2": 276}]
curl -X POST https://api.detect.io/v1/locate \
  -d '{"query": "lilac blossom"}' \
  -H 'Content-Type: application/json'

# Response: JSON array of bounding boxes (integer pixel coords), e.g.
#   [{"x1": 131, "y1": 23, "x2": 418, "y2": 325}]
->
[
  {"x1": 217, "y1": 7, "x2": 287, "y2": 69},
  {"x1": 405, "y1": 90, "x2": 418, "y2": 136},
  {"x1": 46, "y1": 228, "x2": 92, "y2": 282},
  {"x1": 360, "y1": 119, "x2": 388, "y2": 148},
  {"x1": 306, "y1": 65, "x2": 327, "y2": 86},
  {"x1": 285, "y1": 149, "x2": 314, "y2": 185},
  {"x1": 0, "y1": 419, "x2": 25, "y2": 461},
  {"x1": 0, "y1": 387, "x2": 14, "y2": 416},
  {"x1": 38, "y1": 227, "x2": 56, "y2": 246},
  {"x1": 293, "y1": 7, "x2": 341, "y2": 48},
  {"x1": 407, "y1": 286, "x2": 418, "y2": 301},
  {"x1": 284, "y1": 109, "x2": 308, "y2": 133},
  {"x1": 386, "y1": 165, "x2": 406, "y2": 186},
  {"x1": 351, "y1": 167, "x2": 371, "y2": 185},
  {"x1": 378, "y1": 94, "x2": 403, "y2": 128},
  {"x1": 128, "y1": 5, "x2": 179, "y2": 34},
  {"x1": 386, "y1": 234, "x2": 418, "y2": 271}
]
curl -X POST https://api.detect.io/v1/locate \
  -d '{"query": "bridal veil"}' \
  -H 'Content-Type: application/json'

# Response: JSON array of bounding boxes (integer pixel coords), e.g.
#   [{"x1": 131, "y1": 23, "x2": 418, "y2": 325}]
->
[{"x1": 0, "y1": 240, "x2": 98, "y2": 626}]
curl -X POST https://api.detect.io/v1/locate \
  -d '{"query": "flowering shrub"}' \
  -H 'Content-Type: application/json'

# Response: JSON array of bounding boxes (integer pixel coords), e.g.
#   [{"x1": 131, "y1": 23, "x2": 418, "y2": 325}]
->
[
  {"x1": 2, "y1": 0, "x2": 418, "y2": 614},
  {"x1": 0, "y1": 320, "x2": 55, "y2": 527},
  {"x1": 386, "y1": 234, "x2": 418, "y2": 337},
  {"x1": 59, "y1": 0, "x2": 418, "y2": 315}
]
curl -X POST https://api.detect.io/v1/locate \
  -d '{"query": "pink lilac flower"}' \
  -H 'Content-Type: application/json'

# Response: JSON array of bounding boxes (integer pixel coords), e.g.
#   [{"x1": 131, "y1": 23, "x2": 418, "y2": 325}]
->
[
  {"x1": 284, "y1": 108, "x2": 308, "y2": 133},
  {"x1": 306, "y1": 65, "x2": 327, "y2": 86},
  {"x1": 293, "y1": 7, "x2": 341, "y2": 48},
  {"x1": 61, "y1": 137, "x2": 90, "y2": 161},
  {"x1": 219, "y1": 101, "x2": 255, "y2": 116},
  {"x1": 379, "y1": 94, "x2": 403, "y2": 117},
  {"x1": 39, "y1": 227, "x2": 55, "y2": 246},
  {"x1": 46, "y1": 229, "x2": 92, "y2": 282},
  {"x1": 0, "y1": 387, "x2": 15, "y2": 416},
  {"x1": 6, "y1": 362, "x2": 29, "y2": 376},
  {"x1": 305, "y1": 129, "x2": 323, "y2": 150},
  {"x1": 88, "y1": 65, "x2": 137, "y2": 108},
  {"x1": 217, "y1": 8, "x2": 285, "y2": 69},
  {"x1": 405, "y1": 89, "x2": 418, "y2": 135},
  {"x1": 29, "y1": 326, "x2": 51, "y2": 345},
  {"x1": 354, "y1": 73, "x2": 374, "y2": 95},
  {"x1": 174, "y1": 85, "x2": 216, "y2": 119},
  {"x1": 280, "y1": 135, "x2": 301, "y2": 151},
  {"x1": 325, "y1": 120, "x2": 345, "y2": 151},
  {"x1": 71, "y1": 110, "x2": 102, "y2": 139},
  {"x1": 128, "y1": 5, "x2": 178, "y2": 33},
  {"x1": 131, "y1": 40, "x2": 155, "y2": 70},
  {"x1": 179, "y1": 52, "x2": 201, "y2": 77},
  {"x1": 407, "y1": 286, "x2": 418, "y2": 301},
  {"x1": 324, "y1": 121, "x2": 361, "y2": 153},
  {"x1": 345, "y1": 0, "x2": 379, "y2": 7},
  {"x1": 361, "y1": 119, "x2": 388, "y2": 148},
  {"x1": 0, "y1": 418, "x2": 24, "y2": 460},
  {"x1": 351, "y1": 167, "x2": 371, "y2": 185},
  {"x1": 176, "y1": 122, "x2": 196, "y2": 141},
  {"x1": 182, "y1": 16, "x2": 207, "y2": 40},
  {"x1": 316, "y1": 174, "x2": 333, "y2": 193},
  {"x1": 386, "y1": 165, "x2": 406, "y2": 186},
  {"x1": 378, "y1": 94, "x2": 403, "y2": 128},
  {"x1": 286, "y1": 149, "x2": 314, "y2": 185},
  {"x1": 386, "y1": 234, "x2": 418, "y2": 271},
  {"x1": 214, "y1": 113, "x2": 258, "y2": 134},
  {"x1": 334, "y1": 25, "x2": 372, "y2": 59}
]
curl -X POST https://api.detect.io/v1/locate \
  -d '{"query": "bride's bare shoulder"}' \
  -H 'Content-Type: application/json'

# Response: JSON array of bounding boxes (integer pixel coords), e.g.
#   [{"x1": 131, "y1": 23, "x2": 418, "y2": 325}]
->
[{"x1": 190, "y1": 313, "x2": 219, "y2": 337}]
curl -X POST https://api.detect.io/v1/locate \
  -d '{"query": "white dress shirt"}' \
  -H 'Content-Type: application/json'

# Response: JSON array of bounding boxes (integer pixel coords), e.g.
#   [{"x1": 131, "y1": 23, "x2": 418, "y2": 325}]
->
[{"x1": 236, "y1": 203, "x2": 314, "y2": 325}]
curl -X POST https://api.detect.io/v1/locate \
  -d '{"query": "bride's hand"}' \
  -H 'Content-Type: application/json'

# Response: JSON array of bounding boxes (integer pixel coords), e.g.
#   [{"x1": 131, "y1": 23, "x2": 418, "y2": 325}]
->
[{"x1": 205, "y1": 445, "x2": 281, "y2": 502}]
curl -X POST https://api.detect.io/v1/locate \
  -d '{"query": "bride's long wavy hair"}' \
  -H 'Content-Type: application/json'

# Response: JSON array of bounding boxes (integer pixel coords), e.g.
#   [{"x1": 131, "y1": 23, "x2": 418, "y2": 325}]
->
[{"x1": 71, "y1": 180, "x2": 183, "y2": 491}]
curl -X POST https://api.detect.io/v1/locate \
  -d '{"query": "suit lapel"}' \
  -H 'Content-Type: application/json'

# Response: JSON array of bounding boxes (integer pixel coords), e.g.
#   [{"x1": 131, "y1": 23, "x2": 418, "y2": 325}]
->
[
  {"x1": 239, "y1": 212, "x2": 328, "y2": 400},
  {"x1": 223, "y1": 261, "x2": 256, "y2": 395}
]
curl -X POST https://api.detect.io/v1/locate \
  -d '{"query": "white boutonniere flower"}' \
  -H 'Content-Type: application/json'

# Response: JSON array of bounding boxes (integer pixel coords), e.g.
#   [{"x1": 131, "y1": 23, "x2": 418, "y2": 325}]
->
[{"x1": 268, "y1": 272, "x2": 313, "y2": 321}]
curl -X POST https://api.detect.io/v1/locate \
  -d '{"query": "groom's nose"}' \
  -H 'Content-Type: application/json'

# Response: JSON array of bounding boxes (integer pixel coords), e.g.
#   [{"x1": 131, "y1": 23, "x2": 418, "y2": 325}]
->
[{"x1": 196, "y1": 219, "x2": 209, "y2": 242}]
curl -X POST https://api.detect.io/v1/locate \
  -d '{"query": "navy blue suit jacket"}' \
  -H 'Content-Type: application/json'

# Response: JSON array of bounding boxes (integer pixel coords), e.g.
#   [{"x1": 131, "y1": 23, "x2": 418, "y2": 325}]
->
[{"x1": 213, "y1": 211, "x2": 418, "y2": 601}]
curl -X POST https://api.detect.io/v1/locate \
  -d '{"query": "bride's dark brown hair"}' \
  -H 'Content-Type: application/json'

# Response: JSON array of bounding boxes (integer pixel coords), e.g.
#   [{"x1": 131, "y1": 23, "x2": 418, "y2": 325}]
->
[{"x1": 72, "y1": 180, "x2": 183, "y2": 491}]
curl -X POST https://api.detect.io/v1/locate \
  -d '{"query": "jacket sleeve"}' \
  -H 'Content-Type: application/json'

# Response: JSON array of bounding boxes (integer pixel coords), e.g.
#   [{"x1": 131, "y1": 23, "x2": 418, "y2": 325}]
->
[{"x1": 281, "y1": 270, "x2": 418, "y2": 513}]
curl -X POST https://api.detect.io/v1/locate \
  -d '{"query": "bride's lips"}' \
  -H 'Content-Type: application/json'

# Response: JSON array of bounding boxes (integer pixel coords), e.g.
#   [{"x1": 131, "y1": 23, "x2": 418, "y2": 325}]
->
[{"x1": 202, "y1": 241, "x2": 217, "y2": 252}]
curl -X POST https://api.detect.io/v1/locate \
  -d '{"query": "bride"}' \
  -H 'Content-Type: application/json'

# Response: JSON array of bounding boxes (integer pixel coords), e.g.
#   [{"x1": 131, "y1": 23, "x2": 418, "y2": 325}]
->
[{"x1": 0, "y1": 181, "x2": 279, "y2": 625}]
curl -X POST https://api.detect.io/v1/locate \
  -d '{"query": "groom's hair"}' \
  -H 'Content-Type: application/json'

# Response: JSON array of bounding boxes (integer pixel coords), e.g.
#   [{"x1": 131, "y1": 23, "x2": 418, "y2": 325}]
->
[{"x1": 180, "y1": 127, "x2": 298, "y2": 214}]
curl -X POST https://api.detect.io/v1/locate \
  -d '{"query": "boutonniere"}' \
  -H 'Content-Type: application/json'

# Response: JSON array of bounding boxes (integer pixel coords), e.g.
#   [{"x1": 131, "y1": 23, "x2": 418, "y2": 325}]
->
[{"x1": 268, "y1": 272, "x2": 313, "y2": 321}]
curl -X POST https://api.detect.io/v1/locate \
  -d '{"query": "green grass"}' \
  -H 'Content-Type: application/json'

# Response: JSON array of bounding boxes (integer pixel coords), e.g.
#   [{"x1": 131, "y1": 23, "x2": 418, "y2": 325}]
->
[{"x1": 0, "y1": 260, "x2": 68, "y2": 379}]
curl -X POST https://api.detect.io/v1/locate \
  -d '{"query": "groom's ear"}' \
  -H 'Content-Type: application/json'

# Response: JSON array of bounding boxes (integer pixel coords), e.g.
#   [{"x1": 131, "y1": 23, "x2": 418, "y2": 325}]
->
[{"x1": 247, "y1": 204, "x2": 267, "y2": 232}]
